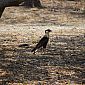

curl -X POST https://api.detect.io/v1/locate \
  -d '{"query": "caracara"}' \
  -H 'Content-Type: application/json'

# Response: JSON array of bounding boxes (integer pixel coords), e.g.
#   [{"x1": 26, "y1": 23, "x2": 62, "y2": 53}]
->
[{"x1": 31, "y1": 29, "x2": 52, "y2": 54}]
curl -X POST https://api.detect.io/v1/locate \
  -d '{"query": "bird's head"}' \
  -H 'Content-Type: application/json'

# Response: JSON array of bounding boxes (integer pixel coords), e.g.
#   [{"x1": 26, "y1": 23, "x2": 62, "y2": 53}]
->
[
  {"x1": 45, "y1": 29, "x2": 52, "y2": 37},
  {"x1": 45, "y1": 29, "x2": 52, "y2": 33}
]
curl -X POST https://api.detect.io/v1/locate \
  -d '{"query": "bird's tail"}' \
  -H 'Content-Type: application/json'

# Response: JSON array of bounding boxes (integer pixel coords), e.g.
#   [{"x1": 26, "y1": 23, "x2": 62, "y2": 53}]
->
[{"x1": 31, "y1": 47, "x2": 36, "y2": 52}]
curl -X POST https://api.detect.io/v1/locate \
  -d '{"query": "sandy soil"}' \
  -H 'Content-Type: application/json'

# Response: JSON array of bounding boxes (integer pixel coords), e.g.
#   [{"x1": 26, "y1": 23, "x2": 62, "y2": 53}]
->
[{"x1": 0, "y1": 0, "x2": 85, "y2": 85}]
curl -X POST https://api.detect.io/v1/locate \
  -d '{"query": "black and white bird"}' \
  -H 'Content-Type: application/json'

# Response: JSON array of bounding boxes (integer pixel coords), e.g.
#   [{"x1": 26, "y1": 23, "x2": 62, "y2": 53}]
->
[{"x1": 31, "y1": 29, "x2": 52, "y2": 54}]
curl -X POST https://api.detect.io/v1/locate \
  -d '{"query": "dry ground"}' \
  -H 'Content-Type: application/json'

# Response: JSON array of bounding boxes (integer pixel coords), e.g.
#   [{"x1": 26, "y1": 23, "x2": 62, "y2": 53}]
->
[
  {"x1": 0, "y1": 0, "x2": 85, "y2": 85},
  {"x1": 0, "y1": 0, "x2": 85, "y2": 25}
]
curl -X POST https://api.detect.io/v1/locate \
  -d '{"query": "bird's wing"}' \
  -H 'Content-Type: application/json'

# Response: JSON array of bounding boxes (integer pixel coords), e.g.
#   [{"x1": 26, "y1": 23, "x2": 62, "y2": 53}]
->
[
  {"x1": 36, "y1": 36, "x2": 49, "y2": 49},
  {"x1": 31, "y1": 36, "x2": 49, "y2": 52}
]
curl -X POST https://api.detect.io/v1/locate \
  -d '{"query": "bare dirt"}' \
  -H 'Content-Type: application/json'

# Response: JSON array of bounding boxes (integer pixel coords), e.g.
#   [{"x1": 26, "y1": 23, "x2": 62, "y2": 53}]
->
[{"x1": 0, "y1": 0, "x2": 85, "y2": 85}]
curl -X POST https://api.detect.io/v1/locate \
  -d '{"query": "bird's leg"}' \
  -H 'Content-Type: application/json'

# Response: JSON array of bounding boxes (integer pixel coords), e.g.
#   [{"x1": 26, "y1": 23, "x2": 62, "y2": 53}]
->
[
  {"x1": 40, "y1": 47, "x2": 43, "y2": 54},
  {"x1": 42, "y1": 48, "x2": 46, "y2": 54}
]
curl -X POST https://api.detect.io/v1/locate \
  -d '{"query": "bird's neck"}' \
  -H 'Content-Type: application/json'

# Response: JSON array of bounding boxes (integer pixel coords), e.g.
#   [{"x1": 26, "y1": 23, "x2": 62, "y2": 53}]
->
[{"x1": 44, "y1": 32, "x2": 49, "y2": 38}]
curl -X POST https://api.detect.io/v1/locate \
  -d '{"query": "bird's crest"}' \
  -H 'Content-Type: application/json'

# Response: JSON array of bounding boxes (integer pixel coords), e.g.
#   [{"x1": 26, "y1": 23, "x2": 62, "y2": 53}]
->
[{"x1": 45, "y1": 29, "x2": 52, "y2": 33}]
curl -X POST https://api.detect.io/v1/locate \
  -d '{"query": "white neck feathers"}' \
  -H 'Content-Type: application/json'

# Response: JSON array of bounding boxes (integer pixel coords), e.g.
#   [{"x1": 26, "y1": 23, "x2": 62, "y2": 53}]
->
[{"x1": 44, "y1": 32, "x2": 49, "y2": 38}]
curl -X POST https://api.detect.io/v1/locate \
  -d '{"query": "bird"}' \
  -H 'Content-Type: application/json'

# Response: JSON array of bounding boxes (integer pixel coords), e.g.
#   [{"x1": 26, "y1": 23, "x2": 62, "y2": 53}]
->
[{"x1": 31, "y1": 29, "x2": 52, "y2": 54}]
